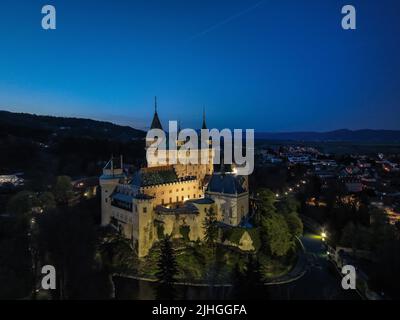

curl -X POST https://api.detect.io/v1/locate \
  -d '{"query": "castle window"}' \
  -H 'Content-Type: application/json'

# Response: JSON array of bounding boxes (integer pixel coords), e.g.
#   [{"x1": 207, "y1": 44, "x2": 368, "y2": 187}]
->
[
  {"x1": 181, "y1": 196, "x2": 184, "y2": 201},
  {"x1": 161, "y1": 199, "x2": 165, "y2": 205},
  {"x1": 169, "y1": 197, "x2": 172, "y2": 203},
  {"x1": 193, "y1": 194, "x2": 196, "y2": 198},
  {"x1": 176, "y1": 196, "x2": 179, "y2": 202},
  {"x1": 143, "y1": 207, "x2": 147, "y2": 214}
]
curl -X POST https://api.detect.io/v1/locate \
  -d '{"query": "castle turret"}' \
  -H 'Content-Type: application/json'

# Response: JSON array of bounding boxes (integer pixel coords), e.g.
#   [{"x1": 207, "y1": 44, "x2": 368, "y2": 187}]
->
[{"x1": 100, "y1": 156, "x2": 125, "y2": 226}]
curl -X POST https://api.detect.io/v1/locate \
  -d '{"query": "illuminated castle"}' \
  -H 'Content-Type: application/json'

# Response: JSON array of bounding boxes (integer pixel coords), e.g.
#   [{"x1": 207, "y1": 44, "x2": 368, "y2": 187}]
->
[{"x1": 100, "y1": 98, "x2": 249, "y2": 257}]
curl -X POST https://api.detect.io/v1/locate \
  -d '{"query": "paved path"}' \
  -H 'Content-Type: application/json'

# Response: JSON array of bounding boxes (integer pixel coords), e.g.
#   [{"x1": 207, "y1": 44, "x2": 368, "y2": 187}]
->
[{"x1": 266, "y1": 232, "x2": 361, "y2": 300}]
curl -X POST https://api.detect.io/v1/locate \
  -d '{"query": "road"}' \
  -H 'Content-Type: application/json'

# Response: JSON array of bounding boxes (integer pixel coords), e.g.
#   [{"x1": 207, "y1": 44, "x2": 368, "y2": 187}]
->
[{"x1": 266, "y1": 232, "x2": 361, "y2": 300}]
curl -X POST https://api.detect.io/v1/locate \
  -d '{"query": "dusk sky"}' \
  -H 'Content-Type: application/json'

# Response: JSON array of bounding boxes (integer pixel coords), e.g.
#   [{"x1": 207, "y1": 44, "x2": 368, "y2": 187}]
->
[{"x1": 0, "y1": 0, "x2": 399, "y2": 131}]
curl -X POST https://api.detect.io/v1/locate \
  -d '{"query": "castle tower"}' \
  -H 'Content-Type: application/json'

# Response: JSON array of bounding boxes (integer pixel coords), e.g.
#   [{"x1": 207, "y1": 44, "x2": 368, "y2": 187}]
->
[{"x1": 100, "y1": 156, "x2": 125, "y2": 226}]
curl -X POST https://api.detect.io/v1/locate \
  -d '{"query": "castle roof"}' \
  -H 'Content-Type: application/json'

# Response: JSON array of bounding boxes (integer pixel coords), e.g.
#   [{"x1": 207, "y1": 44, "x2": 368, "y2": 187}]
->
[
  {"x1": 132, "y1": 166, "x2": 179, "y2": 187},
  {"x1": 207, "y1": 173, "x2": 247, "y2": 195},
  {"x1": 188, "y1": 197, "x2": 215, "y2": 205},
  {"x1": 111, "y1": 192, "x2": 134, "y2": 203},
  {"x1": 155, "y1": 203, "x2": 199, "y2": 215},
  {"x1": 150, "y1": 96, "x2": 163, "y2": 130}
]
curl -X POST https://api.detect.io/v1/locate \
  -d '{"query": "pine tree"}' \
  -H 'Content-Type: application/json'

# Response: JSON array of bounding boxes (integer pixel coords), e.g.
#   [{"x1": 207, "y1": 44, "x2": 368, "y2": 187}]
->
[
  {"x1": 203, "y1": 206, "x2": 218, "y2": 248},
  {"x1": 232, "y1": 256, "x2": 267, "y2": 299},
  {"x1": 155, "y1": 236, "x2": 178, "y2": 300}
]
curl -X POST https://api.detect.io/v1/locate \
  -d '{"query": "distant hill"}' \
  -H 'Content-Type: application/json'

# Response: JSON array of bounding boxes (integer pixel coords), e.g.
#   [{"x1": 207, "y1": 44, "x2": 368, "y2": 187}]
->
[
  {"x1": 255, "y1": 129, "x2": 400, "y2": 143},
  {"x1": 0, "y1": 110, "x2": 145, "y2": 142}
]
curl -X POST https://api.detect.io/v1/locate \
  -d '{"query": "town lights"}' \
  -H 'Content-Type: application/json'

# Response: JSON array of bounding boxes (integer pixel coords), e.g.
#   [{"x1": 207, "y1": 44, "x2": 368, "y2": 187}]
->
[
  {"x1": 321, "y1": 231, "x2": 327, "y2": 241},
  {"x1": 275, "y1": 193, "x2": 280, "y2": 198}
]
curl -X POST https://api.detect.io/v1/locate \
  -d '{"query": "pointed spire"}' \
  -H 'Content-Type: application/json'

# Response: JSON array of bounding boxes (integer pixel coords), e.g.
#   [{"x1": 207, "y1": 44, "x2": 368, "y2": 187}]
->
[
  {"x1": 202, "y1": 106, "x2": 207, "y2": 130},
  {"x1": 150, "y1": 96, "x2": 163, "y2": 130},
  {"x1": 220, "y1": 152, "x2": 225, "y2": 175}
]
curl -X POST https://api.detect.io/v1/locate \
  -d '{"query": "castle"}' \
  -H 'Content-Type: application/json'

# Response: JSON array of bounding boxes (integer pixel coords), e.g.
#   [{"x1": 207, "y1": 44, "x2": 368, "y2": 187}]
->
[{"x1": 100, "y1": 99, "x2": 250, "y2": 257}]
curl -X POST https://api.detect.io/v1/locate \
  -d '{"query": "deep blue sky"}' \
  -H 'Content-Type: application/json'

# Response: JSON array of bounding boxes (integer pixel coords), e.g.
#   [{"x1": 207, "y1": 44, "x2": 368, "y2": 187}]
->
[{"x1": 0, "y1": 0, "x2": 399, "y2": 131}]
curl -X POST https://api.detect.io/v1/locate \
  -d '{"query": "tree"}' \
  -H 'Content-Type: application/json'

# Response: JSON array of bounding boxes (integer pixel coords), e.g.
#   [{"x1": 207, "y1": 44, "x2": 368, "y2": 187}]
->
[
  {"x1": 98, "y1": 229, "x2": 136, "y2": 273},
  {"x1": 155, "y1": 236, "x2": 178, "y2": 300},
  {"x1": 0, "y1": 216, "x2": 32, "y2": 299},
  {"x1": 285, "y1": 212, "x2": 303, "y2": 238},
  {"x1": 36, "y1": 205, "x2": 109, "y2": 299},
  {"x1": 232, "y1": 256, "x2": 267, "y2": 299},
  {"x1": 257, "y1": 189, "x2": 276, "y2": 217},
  {"x1": 53, "y1": 176, "x2": 73, "y2": 205},
  {"x1": 261, "y1": 213, "x2": 293, "y2": 257},
  {"x1": 7, "y1": 191, "x2": 38, "y2": 220},
  {"x1": 203, "y1": 206, "x2": 218, "y2": 248},
  {"x1": 277, "y1": 195, "x2": 300, "y2": 215},
  {"x1": 38, "y1": 192, "x2": 56, "y2": 211}
]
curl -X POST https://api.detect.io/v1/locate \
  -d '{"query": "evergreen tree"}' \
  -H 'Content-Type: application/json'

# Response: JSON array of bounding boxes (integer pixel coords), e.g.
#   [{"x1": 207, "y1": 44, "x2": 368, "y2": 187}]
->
[
  {"x1": 203, "y1": 206, "x2": 218, "y2": 248},
  {"x1": 232, "y1": 256, "x2": 267, "y2": 299},
  {"x1": 155, "y1": 236, "x2": 178, "y2": 300}
]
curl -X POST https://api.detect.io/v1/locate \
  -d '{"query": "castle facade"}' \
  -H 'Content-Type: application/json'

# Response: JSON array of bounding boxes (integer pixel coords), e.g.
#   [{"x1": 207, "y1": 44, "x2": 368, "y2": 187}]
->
[{"x1": 100, "y1": 100, "x2": 250, "y2": 257}]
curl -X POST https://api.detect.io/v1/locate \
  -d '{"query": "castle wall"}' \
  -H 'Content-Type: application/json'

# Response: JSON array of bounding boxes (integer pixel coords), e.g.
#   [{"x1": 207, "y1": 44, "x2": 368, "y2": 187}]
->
[
  {"x1": 100, "y1": 176, "x2": 121, "y2": 226},
  {"x1": 155, "y1": 207, "x2": 208, "y2": 242},
  {"x1": 140, "y1": 179, "x2": 202, "y2": 207}
]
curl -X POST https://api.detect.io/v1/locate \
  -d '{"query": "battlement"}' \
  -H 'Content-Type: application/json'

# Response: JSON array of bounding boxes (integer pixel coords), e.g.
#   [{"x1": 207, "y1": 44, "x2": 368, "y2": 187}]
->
[{"x1": 140, "y1": 176, "x2": 199, "y2": 190}]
